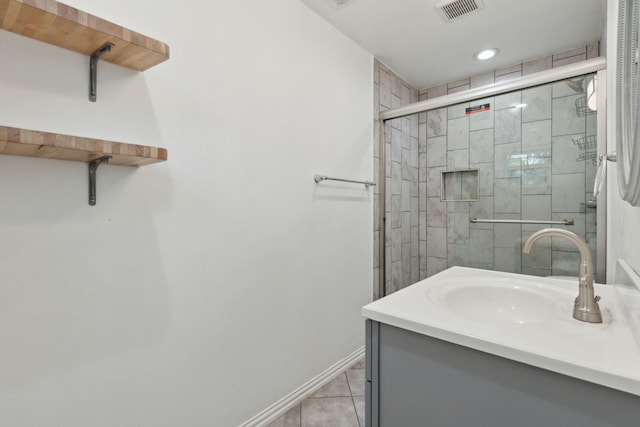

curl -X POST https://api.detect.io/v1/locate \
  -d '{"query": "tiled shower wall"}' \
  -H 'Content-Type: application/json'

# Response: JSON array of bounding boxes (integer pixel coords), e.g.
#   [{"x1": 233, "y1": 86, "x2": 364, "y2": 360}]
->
[
  {"x1": 374, "y1": 42, "x2": 600, "y2": 297},
  {"x1": 373, "y1": 61, "x2": 420, "y2": 298}
]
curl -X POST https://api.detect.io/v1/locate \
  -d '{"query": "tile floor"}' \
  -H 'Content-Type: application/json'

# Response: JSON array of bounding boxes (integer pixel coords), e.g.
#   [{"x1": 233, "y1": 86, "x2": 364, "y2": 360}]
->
[{"x1": 267, "y1": 358, "x2": 365, "y2": 427}]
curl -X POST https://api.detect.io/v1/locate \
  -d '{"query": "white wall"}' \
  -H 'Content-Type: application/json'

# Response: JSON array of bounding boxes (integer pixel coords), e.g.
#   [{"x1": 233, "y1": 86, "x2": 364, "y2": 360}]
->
[
  {"x1": 606, "y1": 0, "x2": 640, "y2": 281},
  {"x1": 0, "y1": 1, "x2": 373, "y2": 425}
]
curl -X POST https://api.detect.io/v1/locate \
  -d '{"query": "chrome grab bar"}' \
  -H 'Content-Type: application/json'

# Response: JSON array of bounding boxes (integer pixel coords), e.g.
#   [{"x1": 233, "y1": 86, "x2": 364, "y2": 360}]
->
[
  {"x1": 314, "y1": 174, "x2": 376, "y2": 188},
  {"x1": 470, "y1": 217, "x2": 574, "y2": 225}
]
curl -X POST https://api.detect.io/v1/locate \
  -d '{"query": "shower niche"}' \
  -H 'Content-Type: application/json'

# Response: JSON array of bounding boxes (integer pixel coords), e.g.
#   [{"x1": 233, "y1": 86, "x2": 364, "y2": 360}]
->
[{"x1": 441, "y1": 169, "x2": 479, "y2": 202}]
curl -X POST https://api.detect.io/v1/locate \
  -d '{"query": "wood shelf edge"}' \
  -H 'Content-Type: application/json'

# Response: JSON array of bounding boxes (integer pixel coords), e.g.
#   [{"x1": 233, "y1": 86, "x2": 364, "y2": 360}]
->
[
  {"x1": 0, "y1": 125, "x2": 168, "y2": 167},
  {"x1": 0, "y1": 0, "x2": 170, "y2": 71}
]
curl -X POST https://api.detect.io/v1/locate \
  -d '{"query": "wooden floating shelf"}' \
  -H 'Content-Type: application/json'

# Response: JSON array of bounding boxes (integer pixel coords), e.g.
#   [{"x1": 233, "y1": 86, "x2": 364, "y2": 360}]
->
[
  {"x1": 0, "y1": 0, "x2": 170, "y2": 71},
  {"x1": 0, "y1": 125, "x2": 167, "y2": 166},
  {"x1": 0, "y1": 1, "x2": 169, "y2": 204}
]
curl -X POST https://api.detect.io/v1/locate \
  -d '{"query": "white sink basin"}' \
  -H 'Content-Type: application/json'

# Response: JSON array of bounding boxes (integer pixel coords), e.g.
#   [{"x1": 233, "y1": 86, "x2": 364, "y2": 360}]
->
[
  {"x1": 426, "y1": 277, "x2": 567, "y2": 324},
  {"x1": 362, "y1": 266, "x2": 640, "y2": 397}
]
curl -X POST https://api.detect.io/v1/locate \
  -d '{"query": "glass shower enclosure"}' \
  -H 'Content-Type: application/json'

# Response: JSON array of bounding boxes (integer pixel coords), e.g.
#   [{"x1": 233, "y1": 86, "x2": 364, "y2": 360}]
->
[{"x1": 380, "y1": 64, "x2": 606, "y2": 297}]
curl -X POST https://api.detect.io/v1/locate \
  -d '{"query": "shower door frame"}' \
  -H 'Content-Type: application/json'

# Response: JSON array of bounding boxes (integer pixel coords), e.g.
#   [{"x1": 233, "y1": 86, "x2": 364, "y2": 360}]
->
[{"x1": 377, "y1": 57, "x2": 608, "y2": 298}]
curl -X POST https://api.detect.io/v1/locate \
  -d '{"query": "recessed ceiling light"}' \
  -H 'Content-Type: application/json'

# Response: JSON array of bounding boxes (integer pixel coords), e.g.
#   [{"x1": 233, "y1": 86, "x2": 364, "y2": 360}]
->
[{"x1": 474, "y1": 48, "x2": 499, "y2": 60}]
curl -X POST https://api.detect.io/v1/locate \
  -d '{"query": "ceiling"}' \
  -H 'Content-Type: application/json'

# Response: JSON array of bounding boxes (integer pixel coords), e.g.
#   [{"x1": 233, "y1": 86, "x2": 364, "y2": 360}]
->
[{"x1": 299, "y1": 0, "x2": 606, "y2": 90}]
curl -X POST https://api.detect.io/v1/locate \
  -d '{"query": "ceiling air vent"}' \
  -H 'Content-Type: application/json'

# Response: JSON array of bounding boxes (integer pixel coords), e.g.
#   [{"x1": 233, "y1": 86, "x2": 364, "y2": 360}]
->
[{"x1": 436, "y1": 0, "x2": 484, "y2": 22}]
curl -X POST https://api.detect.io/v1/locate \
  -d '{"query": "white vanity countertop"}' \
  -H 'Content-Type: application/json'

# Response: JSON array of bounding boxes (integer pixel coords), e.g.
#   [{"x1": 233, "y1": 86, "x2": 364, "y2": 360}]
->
[{"x1": 362, "y1": 266, "x2": 640, "y2": 397}]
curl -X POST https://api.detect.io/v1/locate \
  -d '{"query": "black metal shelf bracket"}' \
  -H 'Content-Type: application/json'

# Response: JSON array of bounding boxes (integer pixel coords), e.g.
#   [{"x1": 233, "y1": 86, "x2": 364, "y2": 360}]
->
[
  {"x1": 88, "y1": 156, "x2": 111, "y2": 206},
  {"x1": 89, "y1": 42, "x2": 114, "y2": 102}
]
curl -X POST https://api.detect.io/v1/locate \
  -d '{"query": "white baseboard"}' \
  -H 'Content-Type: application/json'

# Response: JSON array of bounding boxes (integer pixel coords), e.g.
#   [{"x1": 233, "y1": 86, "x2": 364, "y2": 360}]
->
[{"x1": 239, "y1": 346, "x2": 365, "y2": 427}]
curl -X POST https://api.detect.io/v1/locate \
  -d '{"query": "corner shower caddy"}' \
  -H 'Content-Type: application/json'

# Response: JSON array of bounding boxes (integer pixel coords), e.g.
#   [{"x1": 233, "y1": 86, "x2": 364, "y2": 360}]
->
[
  {"x1": 573, "y1": 135, "x2": 598, "y2": 165},
  {"x1": 0, "y1": 0, "x2": 170, "y2": 204}
]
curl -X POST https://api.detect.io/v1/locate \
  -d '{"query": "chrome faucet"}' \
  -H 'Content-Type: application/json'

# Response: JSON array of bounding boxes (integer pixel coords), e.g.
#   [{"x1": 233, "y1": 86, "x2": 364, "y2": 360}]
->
[{"x1": 523, "y1": 228, "x2": 602, "y2": 323}]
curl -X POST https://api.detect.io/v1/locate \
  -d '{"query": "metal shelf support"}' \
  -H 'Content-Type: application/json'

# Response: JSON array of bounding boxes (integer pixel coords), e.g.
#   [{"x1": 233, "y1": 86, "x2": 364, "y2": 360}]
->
[
  {"x1": 88, "y1": 156, "x2": 111, "y2": 206},
  {"x1": 89, "y1": 43, "x2": 114, "y2": 102}
]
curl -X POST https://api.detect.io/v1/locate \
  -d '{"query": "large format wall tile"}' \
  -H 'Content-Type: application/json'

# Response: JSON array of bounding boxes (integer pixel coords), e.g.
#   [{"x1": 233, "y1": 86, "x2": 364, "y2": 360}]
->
[
  {"x1": 427, "y1": 108, "x2": 447, "y2": 137},
  {"x1": 402, "y1": 211, "x2": 411, "y2": 243},
  {"x1": 448, "y1": 77, "x2": 470, "y2": 94},
  {"x1": 448, "y1": 102, "x2": 469, "y2": 119},
  {"x1": 495, "y1": 108, "x2": 522, "y2": 144},
  {"x1": 375, "y1": 62, "x2": 422, "y2": 295},
  {"x1": 470, "y1": 229, "x2": 494, "y2": 264},
  {"x1": 495, "y1": 178, "x2": 522, "y2": 213},
  {"x1": 452, "y1": 211, "x2": 471, "y2": 244},
  {"x1": 448, "y1": 116, "x2": 470, "y2": 150},
  {"x1": 522, "y1": 85, "x2": 552, "y2": 122},
  {"x1": 523, "y1": 55, "x2": 552, "y2": 75},
  {"x1": 495, "y1": 142, "x2": 523, "y2": 179},
  {"x1": 426, "y1": 256, "x2": 448, "y2": 277},
  {"x1": 391, "y1": 195, "x2": 401, "y2": 228},
  {"x1": 495, "y1": 91, "x2": 521, "y2": 110},
  {"x1": 521, "y1": 195, "x2": 552, "y2": 231},
  {"x1": 449, "y1": 243, "x2": 470, "y2": 266},
  {"x1": 419, "y1": 241, "x2": 428, "y2": 280},
  {"x1": 402, "y1": 243, "x2": 411, "y2": 284},
  {"x1": 522, "y1": 120, "x2": 552, "y2": 154},
  {"x1": 522, "y1": 165, "x2": 551, "y2": 195},
  {"x1": 391, "y1": 128, "x2": 402, "y2": 161},
  {"x1": 426, "y1": 166, "x2": 446, "y2": 197},
  {"x1": 427, "y1": 227, "x2": 447, "y2": 258},
  {"x1": 451, "y1": 149, "x2": 470, "y2": 171},
  {"x1": 551, "y1": 173, "x2": 585, "y2": 213},
  {"x1": 496, "y1": 64, "x2": 523, "y2": 79},
  {"x1": 427, "y1": 197, "x2": 447, "y2": 228},
  {"x1": 552, "y1": 95, "x2": 586, "y2": 136},
  {"x1": 469, "y1": 197, "x2": 494, "y2": 229},
  {"x1": 379, "y1": 69, "x2": 391, "y2": 109},
  {"x1": 402, "y1": 181, "x2": 411, "y2": 211},
  {"x1": 391, "y1": 228, "x2": 402, "y2": 262},
  {"x1": 390, "y1": 260, "x2": 402, "y2": 293},
  {"x1": 470, "y1": 129, "x2": 495, "y2": 164},
  {"x1": 553, "y1": 52, "x2": 587, "y2": 68},
  {"x1": 552, "y1": 133, "x2": 590, "y2": 175},
  {"x1": 551, "y1": 213, "x2": 586, "y2": 252},
  {"x1": 469, "y1": 98, "x2": 494, "y2": 131},
  {"x1": 494, "y1": 218, "x2": 522, "y2": 250},
  {"x1": 391, "y1": 161, "x2": 402, "y2": 195},
  {"x1": 495, "y1": 247, "x2": 522, "y2": 273},
  {"x1": 427, "y1": 136, "x2": 448, "y2": 167},
  {"x1": 552, "y1": 79, "x2": 581, "y2": 99},
  {"x1": 471, "y1": 71, "x2": 495, "y2": 88},
  {"x1": 551, "y1": 250, "x2": 581, "y2": 276},
  {"x1": 522, "y1": 230, "x2": 552, "y2": 270},
  {"x1": 475, "y1": 163, "x2": 494, "y2": 196}
]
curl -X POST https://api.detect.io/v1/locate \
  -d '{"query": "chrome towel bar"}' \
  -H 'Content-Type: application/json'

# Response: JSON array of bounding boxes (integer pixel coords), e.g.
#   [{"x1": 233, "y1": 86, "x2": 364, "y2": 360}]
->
[
  {"x1": 470, "y1": 217, "x2": 574, "y2": 225},
  {"x1": 314, "y1": 174, "x2": 376, "y2": 188}
]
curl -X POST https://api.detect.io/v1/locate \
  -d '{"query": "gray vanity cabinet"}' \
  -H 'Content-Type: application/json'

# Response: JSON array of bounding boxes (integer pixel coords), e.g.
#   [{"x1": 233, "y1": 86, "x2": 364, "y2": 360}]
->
[{"x1": 365, "y1": 320, "x2": 640, "y2": 427}]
